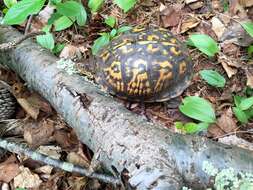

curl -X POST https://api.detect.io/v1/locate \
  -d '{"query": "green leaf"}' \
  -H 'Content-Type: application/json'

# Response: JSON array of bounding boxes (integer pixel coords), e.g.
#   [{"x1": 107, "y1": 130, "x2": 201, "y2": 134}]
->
[
  {"x1": 76, "y1": 5, "x2": 87, "y2": 26},
  {"x1": 52, "y1": 43, "x2": 65, "y2": 54},
  {"x1": 200, "y1": 70, "x2": 226, "y2": 88},
  {"x1": 50, "y1": 0, "x2": 61, "y2": 5},
  {"x1": 239, "y1": 96, "x2": 253, "y2": 110},
  {"x1": 92, "y1": 34, "x2": 110, "y2": 55},
  {"x1": 175, "y1": 122, "x2": 209, "y2": 134},
  {"x1": 113, "y1": 0, "x2": 137, "y2": 12},
  {"x1": 117, "y1": 25, "x2": 132, "y2": 33},
  {"x1": 110, "y1": 29, "x2": 117, "y2": 38},
  {"x1": 234, "y1": 95, "x2": 244, "y2": 108},
  {"x1": 56, "y1": 1, "x2": 82, "y2": 17},
  {"x1": 48, "y1": 12, "x2": 62, "y2": 25},
  {"x1": 241, "y1": 22, "x2": 253, "y2": 38},
  {"x1": 54, "y1": 16, "x2": 74, "y2": 31},
  {"x1": 3, "y1": 0, "x2": 46, "y2": 25},
  {"x1": 88, "y1": 0, "x2": 104, "y2": 12},
  {"x1": 105, "y1": 16, "x2": 116, "y2": 28},
  {"x1": 187, "y1": 34, "x2": 219, "y2": 57},
  {"x1": 42, "y1": 24, "x2": 51, "y2": 33},
  {"x1": 179, "y1": 96, "x2": 216, "y2": 123},
  {"x1": 232, "y1": 107, "x2": 248, "y2": 124},
  {"x1": 3, "y1": 0, "x2": 17, "y2": 8},
  {"x1": 248, "y1": 45, "x2": 253, "y2": 57},
  {"x1": 36, "y1": 32, "x2": 54, "y2": 50}
]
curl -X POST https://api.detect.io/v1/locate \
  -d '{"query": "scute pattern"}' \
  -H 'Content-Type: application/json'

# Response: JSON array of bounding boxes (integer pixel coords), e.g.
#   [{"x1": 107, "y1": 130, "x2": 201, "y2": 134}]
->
[{"x1": 96, "y1": 27, "x2": 193, "y2": 102}]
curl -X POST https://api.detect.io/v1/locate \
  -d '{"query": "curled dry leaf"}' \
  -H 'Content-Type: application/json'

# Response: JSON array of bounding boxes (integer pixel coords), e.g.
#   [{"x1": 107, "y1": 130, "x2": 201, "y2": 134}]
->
[
  {"x1": 211, "y1": 16, "x2": 226, "y2": 40},
  {"x1": 219, "y1": 135, "x2": 253, "y2": 151},
  {"x1": 188, "y1": 1, "x2": 204, "y2": 10},
  {"x1": 180, "y1": 14, "x2": 200, "y2": 33},
  {"x1": 67, "y1": 152, "x2": 90, "y2": 168},
  {"x1": 220, "y1": 22, "x2": 253, "y2": 47},
  {"x1": 218, "y1": 54, "x2": 240, "y2": 78},
  {"x1": 216, "y1": 108, "x2": 237, "y2": 133},
  {"x1": 14, "y1": 166, "x2": 42, "y2": 188},
  {"x1": 244, "y1": 67, "x2": 253, "y2": 88},
  {"x1": 238, "y1": 0, "x2": 253, "y2": 7},
  {"x1": 24, "y1": 120, "x2": 55, "y2": 147},
  {"x1": 37, "y1": 145, "x2": 62, "y2": 160},
  {"x1": 17, "y1": 98, "x2": 40, "y2": 119},
  {"x1": 160, "y1": 6, "x2": 182, "y2": 27},
  {"x1": 59, "y1": 44, "x2": 83, "y2": 60}
]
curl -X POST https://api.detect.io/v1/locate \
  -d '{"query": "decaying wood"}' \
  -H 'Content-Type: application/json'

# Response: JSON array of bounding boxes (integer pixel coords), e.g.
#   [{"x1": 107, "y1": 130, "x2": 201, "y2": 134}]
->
[{"x1": 0, "y1": 25, "x2": 252, "y2": 190}]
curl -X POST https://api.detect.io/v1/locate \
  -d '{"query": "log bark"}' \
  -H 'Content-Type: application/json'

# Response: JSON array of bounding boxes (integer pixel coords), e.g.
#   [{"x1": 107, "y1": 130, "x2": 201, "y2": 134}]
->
[{"x1": 0, "y1": 25, "x2": 252, "y2": 190}]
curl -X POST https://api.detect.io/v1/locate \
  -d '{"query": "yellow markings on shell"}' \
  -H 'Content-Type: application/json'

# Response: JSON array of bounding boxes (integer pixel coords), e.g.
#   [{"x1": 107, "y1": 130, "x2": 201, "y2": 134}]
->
[
  {"x1": 118, "y1": 45, "x2": 134, "y2": 54},
  {"x1": 147, "y1": 35, "x2": 159, "y2": 41},
  {"x1": 132, "y1": 28, "x2": 145, "y2": 32},
  {"x1": 159, "y1": 27, "x2": 168, "y2": 32},
  {"x1": 101, "y1": 52, "x2": 110, "y2": 62},
  {"x1": 162, "y1": 42, "x2": 175, "y2": 46},
  {"x1": 154, "y1": 61, "x2": 173, "y2": 92},
  {"x1": 170, "y1": 46, "x2": 181, "y2": 56},
  {"x1": 170, "y1": 38, "x2": 177, "y2": 44},
  {"x1": 104, "y1": 61, "x2": 124, "y2": 92},
  {"x1": 147, "y1": 44, "x2": 159, "y2": 53},
  {"x1": 137, "y1": 41, "x2": 157, "y2": 45},
  {"x1": 113, "y1": 41, "x2": 131, "y2": 50},
  {"x1": 179, "y1": 61, "x2": 187, "y2": 75},
  {"x1": 126, "y1": 59, "x2": 150, "y2": 96},
  {"x1": 162, "y1": 49, "x2": 169, "y2": 55}
]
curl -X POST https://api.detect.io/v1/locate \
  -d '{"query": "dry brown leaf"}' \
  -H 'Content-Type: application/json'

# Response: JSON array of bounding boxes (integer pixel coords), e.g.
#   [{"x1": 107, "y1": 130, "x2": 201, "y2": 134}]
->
[
  {"x1": 17, "y1": 98, "x2": 40, "y2": 119},
  {"x1": 53, "y1": 129, "x2": 79, "y2": 150},
  {"x1": 211, "y1": 17, "x2": 226, "y2": 39},
  {"x1": 24, "y1": 120, "x2": 55, "y2": 147},
  {"x1": 212, "y1": 0, "x2": 223, "y2": 11},
  {"x1": 37, "y1": 145, "x2": 62, "y2": 160},
  {"x1": 188, "y1": 1, "x2": 204, "y2": 10},
  {"x1": 239, "y1": 0, "x2": 253, "y2": 7},
  {"x1": 27, "y1": 93, "x2": 52, "y2": 113},
  {"x1": 67, "y1": 152, "x2": 90, "y2": 168},
  {"x1": 244, "y1": 67, "x2": 253, "y2": 88},
  {"x1": 180, "y1": 14, "x2": 200, "y2": 33},
  {"x1": 67, "y1": 176, "x2": 88, "y2": 190},
  {"x1": 217, "y1": 108, "x2": 237, "y2": 133},
  {"x1": 219, "y1": 135, "x2": 253, "y2": 151},
  {"x1": 0, "y1": 163, "x2": 20, "y2": 183},
  {"x1": 208, "y1": 123, "x2": 226, "y2": 137},
  {"x1": 59, "y1": 44, "x2": 82, "y2": 60},
  {"x1": 218, "y1": 54, "x2": 239, "y2": 78},
  {"x1": 160, "y1": 6, "x2": 181, "y2": 27},
  {"x1": 14, "y1": 166, "x2": 42, "y2": 188},
  {"x1": 35, "y1": 165, "x2": 53, "y2": 175}
]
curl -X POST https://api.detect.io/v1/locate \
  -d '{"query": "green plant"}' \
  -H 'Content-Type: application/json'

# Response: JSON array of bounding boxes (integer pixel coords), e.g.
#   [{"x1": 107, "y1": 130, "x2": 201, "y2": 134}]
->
[
  {"x1": 176, "y1": 96, "x2": 216, "y2": 134},
  {"x1": 88, "y1": 0, "x2": 137, "y2": 13},
  {"x1": 91, "y1": 16, "x2": 132, "y2": 55},
  {"x1": 232, "y1": 95, "x2": 253, "y2": 124},
  {"x1": 187, "y1": 34, "x2": 219, "y2": 57},
  {"x1": 200, "y1": 70, "x2": 226, "y2": 88},
  {"x1": 241, "y1": 21, "x2": 253, "y2": 38},
  {"x1": 248, "y1": 45, "x2": 253, "y2": 57}
]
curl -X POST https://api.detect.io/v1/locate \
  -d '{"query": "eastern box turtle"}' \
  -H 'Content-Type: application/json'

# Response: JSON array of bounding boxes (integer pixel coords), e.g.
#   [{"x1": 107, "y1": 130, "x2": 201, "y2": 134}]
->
[
  {"x1": 96, "y1": 27, "x2": 193, "y2": 102},
  {"x1": 0, "y1": 87, "x2": 16, "y2": 119}
]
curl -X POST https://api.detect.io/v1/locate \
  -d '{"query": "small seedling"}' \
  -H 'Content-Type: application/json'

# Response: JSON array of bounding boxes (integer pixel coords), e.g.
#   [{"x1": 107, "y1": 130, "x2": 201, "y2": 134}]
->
[
  {"x1": 241, "y1": 21, "x2": 253, "y2": 38},
  {"x1": 176, "y1": 96, "x2": 216, "y2": 134},
  {"x1": 92, "y1": 16, "x2": 132, "y2": 55},
  {"x1": 232, "y1": 95, "x2": 253, "y2": 124}
]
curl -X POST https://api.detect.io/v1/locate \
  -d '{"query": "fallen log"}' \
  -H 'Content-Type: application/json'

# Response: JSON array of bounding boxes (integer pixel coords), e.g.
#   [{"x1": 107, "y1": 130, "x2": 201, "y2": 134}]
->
[{"x1": 0, "y1": 25, "x2": 252, "y2": 190}]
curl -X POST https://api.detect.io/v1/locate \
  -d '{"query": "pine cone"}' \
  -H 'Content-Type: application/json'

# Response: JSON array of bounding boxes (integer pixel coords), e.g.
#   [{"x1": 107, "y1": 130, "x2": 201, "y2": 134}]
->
[{"x1": 0, "y1": 87, "x2": 16, "y2": 119}]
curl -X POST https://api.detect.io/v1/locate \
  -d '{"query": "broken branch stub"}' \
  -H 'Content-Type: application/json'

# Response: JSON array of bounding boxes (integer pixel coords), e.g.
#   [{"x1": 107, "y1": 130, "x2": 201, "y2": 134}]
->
[{"x1": 0, "y1": 25, "x2": 252, "y2": 190}]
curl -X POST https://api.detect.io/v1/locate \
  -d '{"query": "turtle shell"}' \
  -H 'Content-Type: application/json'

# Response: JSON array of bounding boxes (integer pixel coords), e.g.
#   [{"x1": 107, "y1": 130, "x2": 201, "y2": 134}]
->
[{"x1": 96, "y1": 27, "x2": 193, "y2": 102}]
